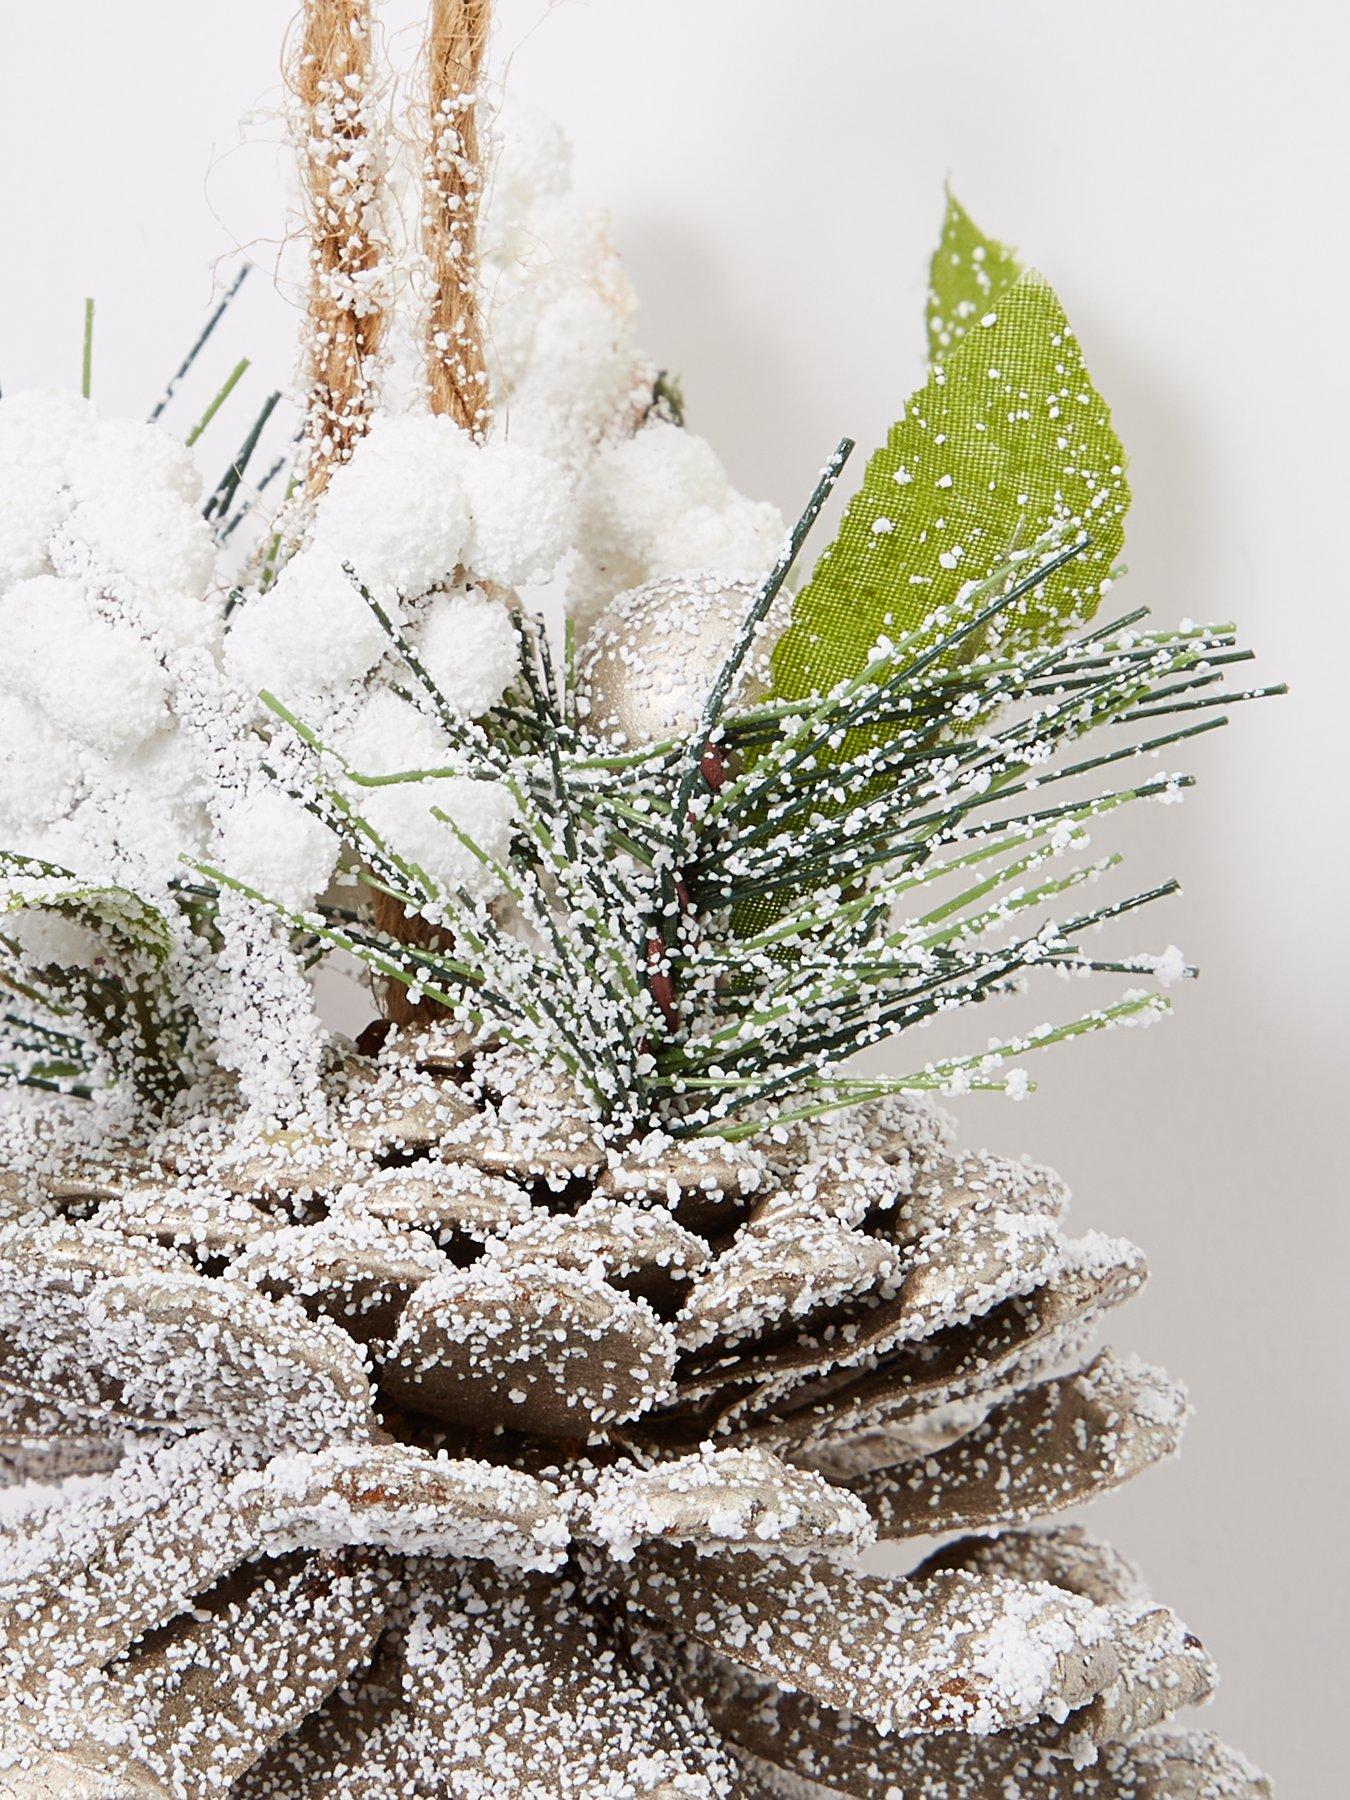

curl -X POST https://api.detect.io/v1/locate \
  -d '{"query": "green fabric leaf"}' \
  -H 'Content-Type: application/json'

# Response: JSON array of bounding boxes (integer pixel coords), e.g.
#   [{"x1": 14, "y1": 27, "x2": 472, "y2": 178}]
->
[
  {"x1": 770, "y1": 268, "x2": 1130, "y2": 705},
  {"x1": 0, "y1": 866, "x2": 189, "y2": 1104},
  {"x1": 927, "y1": 189, "x2": 1023, "y2": 363},
  {"x1": 0, "y1": 873, "x2": 174, "y2": 967}
]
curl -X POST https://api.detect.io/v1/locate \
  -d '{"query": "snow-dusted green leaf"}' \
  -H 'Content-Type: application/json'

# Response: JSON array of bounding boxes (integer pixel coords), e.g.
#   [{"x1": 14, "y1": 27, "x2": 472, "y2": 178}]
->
[
  {"x1": 0, "y1": 869, "x2": 174, "y2": 966},
  {"x1": 771, "y1": 268, "x2": 1130, "y2": 705},
  {"x1": 0, "y1": 858, "x2": 187, "y2": 1103},
  {"x1": 927, "y1": 189, "x2": 1022, "y2": 363}
]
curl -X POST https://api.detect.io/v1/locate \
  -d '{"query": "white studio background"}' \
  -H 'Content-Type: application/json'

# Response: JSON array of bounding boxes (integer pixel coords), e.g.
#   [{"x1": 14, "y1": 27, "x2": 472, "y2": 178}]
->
[{"x1": 2, "y1": 2, "x2": 1346, "y2": 1790}]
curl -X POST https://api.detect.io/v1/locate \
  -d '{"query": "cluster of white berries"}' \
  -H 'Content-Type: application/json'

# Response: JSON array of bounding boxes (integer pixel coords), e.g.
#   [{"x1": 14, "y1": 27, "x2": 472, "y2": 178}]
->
[
  {"x1": 479, "y1": 104, "x2": 786, "y2": 630},
  {"x1": 0, "y1": 390, "x2": 221, "y2": 914},
  {"x1": 571, "y1": 420, "x2": 784, "y2": 634},
  {"x1": 0, "y1": 104, "x2": 785, "y2": 1121},
  {"x1": 478, "y1": 103, "x2": 645, "y2": 466}
]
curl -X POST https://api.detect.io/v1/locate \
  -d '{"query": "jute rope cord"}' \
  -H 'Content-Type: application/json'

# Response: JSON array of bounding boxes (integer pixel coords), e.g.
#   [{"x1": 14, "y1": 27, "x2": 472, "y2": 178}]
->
[
  {"x1": 422, "y1": 0, "x2": 492, "y2": 432},
  {"x1": 289, "y1": 0, "x2": 388, "y2": 499},
  {"x1": 370, "y1": 0, "x2": 494, "y2": 1020}
]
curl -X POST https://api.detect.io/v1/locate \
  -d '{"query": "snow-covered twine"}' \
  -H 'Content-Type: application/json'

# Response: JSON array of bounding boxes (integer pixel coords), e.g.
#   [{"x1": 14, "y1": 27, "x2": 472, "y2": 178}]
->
[
  {"x1": 368, "y1": 0, "x2": 495, "y2": 1020},
  {"x1": 289, "y1": 0, "x2": 389, "y2": 499},
  {"x1": 422, "y1": 0, "x2": 491, "y2": 433}
]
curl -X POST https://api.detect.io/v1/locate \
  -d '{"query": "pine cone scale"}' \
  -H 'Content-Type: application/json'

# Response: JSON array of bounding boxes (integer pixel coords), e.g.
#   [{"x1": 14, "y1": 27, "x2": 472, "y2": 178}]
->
[{"x1": 0, "y1": 1041, "x2": 1263, "y2": 1794}]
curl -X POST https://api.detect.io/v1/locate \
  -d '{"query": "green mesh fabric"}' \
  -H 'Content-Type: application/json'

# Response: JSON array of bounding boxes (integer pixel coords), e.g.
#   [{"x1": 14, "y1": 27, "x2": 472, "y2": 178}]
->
[
  {"x1": 927, "y1": 188, "x2": 1024, "y2": 363},
  {"x1": 769, "y1": 199, "x2": 1131, "y2": 707}
]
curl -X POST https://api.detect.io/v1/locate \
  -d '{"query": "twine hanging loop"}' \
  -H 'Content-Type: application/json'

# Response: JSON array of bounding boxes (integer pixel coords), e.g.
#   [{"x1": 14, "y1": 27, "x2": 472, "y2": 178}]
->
[{"x1": 292, "y1": 1, "x2": 494, "y2": 1022}]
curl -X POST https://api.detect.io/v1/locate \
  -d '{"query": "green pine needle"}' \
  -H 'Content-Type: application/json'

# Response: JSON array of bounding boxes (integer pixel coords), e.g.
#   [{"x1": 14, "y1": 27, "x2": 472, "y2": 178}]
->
[
  {"x1": 80, "y1": 298, "x2": 95, "y2": 399},
  {"x1": 238, "y1": 485, "x2": 1272, "y2": 1141},
  {"x1": 186, "y1": 357, "x2": 250, "y2": 447}
]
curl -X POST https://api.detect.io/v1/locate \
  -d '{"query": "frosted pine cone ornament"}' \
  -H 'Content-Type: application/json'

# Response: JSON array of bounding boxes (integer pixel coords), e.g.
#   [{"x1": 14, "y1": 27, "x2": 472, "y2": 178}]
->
[
  {"x1": 0, "y1": 1039, "x2": 1264, "y2": 1795},
  {"x1": 0, "y1": 0, "x2": 1278, "y2": 1794}
]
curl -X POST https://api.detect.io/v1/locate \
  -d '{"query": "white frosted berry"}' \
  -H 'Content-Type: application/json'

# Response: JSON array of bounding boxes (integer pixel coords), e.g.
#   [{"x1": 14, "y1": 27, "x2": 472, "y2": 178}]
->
[
  {"x1": 0, "y1": 460, "x2": 70, "y2": 588},
  {"x1": 213, "y1": 784, "x2": 340, "y2": 912},
  {"x1": 56, "y1": 489, "x2": 219, "y2": 649},
  {"x1": 313, "y1": 413, "x2": 474, "y2": 597},
  {"x1": 463, "y1": 440, "x2": 576, "y2": 586},
  {"x1": 513, "y1": 286, "x2": 637, "y2": 444},
  {"x1": 648, "y1": 492, "x2": 783, "y2": 581},
  {"x1": 582, "y1": 422, "x2": 732, "y2": 559},
  {"x1": 486, "y1": 99, "x2": 574, "y2": 225},
  {"x1": 225, "y1": 546, "x2": 391, "y2": 710},
  {"x1": 0, "y1": 575, "x2": 170, "y2": 752},
  {"x1": 413, "y1": 590, "x2": 520, "y2": 718},
  {"x1": 0, "y1": 693, "x2": 84, "y2": 838},
  {"x1": 334, "y1": 689, "x2": 514, "y2": 898},
  {"x1": 65, "y1": 417, "x2": 203, "y2": 506},
  {"x1": 0, "y1": 387, "x2": 94, "y2": 479}
]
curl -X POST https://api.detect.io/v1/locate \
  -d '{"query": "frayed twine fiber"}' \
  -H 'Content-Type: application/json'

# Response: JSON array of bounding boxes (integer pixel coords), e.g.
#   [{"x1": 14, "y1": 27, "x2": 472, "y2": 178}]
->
[
  {"x1": 289, "y1": 0, "x2": 389, "y2": 500},
  {"x1": 422, "y1": 0, "x2": 491, "y2": 433}
]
